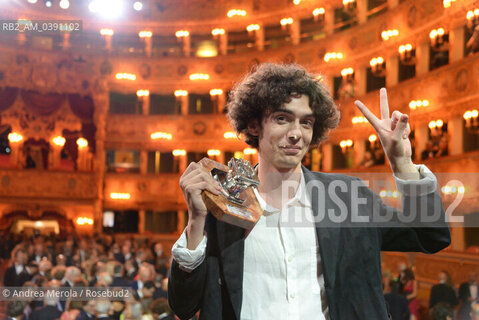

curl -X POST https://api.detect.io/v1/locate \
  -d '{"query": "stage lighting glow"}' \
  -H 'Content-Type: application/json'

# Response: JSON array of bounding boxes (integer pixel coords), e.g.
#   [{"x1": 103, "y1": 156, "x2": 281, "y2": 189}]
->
[
  {"x1": 207, "y1": 149, "x2": 221, "y2": 156},
  {"x1": 76, "y1": 217, "x2": 94, "y2": 225},
  {"x1": 196, "y1": 41, "x2": 217, "y2": 57},
  {"x1": 77, "y1": 138, "x2": 88, "y2": 148},
  {"x1": 59, "y1": 0, "x2": 69, "y2": 9},
  {"x1": 45, "y1": 0, "x2": 52, "y2": 7},
  {"x1": 211, "y1": 28, "x2": 225, "y2": 36},
  {"x1": 224, "y1": 132, "x2": 236, "y2": 139},
  {"x1": 89, "y1": 1, "x2": 98, "y2": 12},
  {"x1": 247, "y1": 24, "x2": 260, "y2": 32},
  {"x1": 110, "y1": 193, "x2": 131, "y2": 200},
  {"x1": 138, "y1": 30, "x2": 152, "y2": 38},
  {"x1": 151, "y1": 132, "x2": 172, "y2": 140},
  {"x1": 27, "y1": 0, "x2": 38, "y2": 3},
  {"x1": 174, "y1": 90, "x2": 188, "y2": 97},
  {"x1": 8, "y1": 132, "x2": 23, "y2": 143},
  {"x1": 89, "y1": 0, "x2": 123, "y2": 18},
  {"x1": 172, "y1": 149, "x2": 186, "y2": 156},
  {"x1": 53, "y1": 136, "x2": 66, "y2": 147},
  {"x1": 227, "y1": 9, "x2": 246, "y2": 18},
  {"x1": 189, "y1": 73, "x2": 210, "y2": 80},
  {"x1": 100, "y1": 28, "x2": 114, "y2": 36},
  {"x1": 210, "y1": 89, "x2": 223, "y2": 96},
  {"x1": 133, "y1": 1, "x2": 142, "y2": 11}
]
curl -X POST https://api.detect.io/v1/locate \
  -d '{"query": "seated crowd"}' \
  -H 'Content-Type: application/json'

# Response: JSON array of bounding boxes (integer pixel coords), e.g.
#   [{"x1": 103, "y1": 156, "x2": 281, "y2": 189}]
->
[
  {"x1": 383, "y1": 264, "x2": 479, "y2": 320},
  {"x1": 2, "y1": 232, "x2": 478, "y2": 320},
  {"x1": 0, "y1": 232, "x2": 175, "y2": 320}
]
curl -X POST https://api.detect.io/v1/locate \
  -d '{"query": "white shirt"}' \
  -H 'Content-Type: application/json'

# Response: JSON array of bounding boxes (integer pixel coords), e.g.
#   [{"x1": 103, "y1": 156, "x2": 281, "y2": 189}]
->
[
  {"x1": 241, "y1": 172, "x2": 327, "y2": 319},
  {"x1": 14, "y1": 264, "x2": 24, "y2": 275},
  {"x1": 171, "y1": 165, "x2": 437, "y2": 319}
]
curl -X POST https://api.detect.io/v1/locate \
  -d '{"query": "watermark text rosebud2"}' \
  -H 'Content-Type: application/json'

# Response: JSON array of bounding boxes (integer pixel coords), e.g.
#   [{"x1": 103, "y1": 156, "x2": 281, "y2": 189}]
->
[{"x1": 262, "y1": 172, "x2": 473, "y2": 228}]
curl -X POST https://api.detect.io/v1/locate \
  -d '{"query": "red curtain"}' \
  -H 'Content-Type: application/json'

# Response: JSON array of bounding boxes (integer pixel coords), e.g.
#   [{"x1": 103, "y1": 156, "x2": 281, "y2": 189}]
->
[
  {"x1": 21, "y1": 90, "x2": 66, "y2": 116},
  {"x1": 69, "y1": 94, "x2": 96, "y2": 153},
  {"x1": 0, "y1": 87, "x2": 19, "y2": 112},
  {"x1": 68, "y1": 94, "x2": 94, "y2": 121}
]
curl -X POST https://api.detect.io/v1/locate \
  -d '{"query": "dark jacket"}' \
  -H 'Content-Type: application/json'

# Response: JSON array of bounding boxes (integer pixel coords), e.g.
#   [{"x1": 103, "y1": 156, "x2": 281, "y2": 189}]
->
[
  {"x1": 384, "y1": 291, "x2": 410, "y2": 320},
  {"x1": 458, "y1": 281, "x2": 477, "y2": 318},
  {"x1": 30, "y1": 305, "x2": 62, "y2": 320},
  {"x1": 111, "y1": 276, "x2": 131, "y2": 287},
  {"x1": 168, "y1": 168, "x2": 451, "y2": 320},
  {"x1": 429, "y1": 283, "x2": 458, "y2": 309},
  {"x1": 3, "y1": 265, "x2": 31, "y2": 287},
  {"x1": 75, "y1": 309, "x2": 94, "y2": 320}
]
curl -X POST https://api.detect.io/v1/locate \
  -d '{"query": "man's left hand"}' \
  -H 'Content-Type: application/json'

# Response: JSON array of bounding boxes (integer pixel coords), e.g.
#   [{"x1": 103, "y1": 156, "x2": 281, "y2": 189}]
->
[{"x1": 354, "y1": 88, "x2": 419, "y2": 179}]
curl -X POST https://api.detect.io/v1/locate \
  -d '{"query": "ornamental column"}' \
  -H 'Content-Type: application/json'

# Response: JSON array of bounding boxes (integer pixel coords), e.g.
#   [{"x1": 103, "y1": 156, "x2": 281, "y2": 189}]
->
[{"x1": 92, "y1": 79, "x2": 109, "y2": 233}]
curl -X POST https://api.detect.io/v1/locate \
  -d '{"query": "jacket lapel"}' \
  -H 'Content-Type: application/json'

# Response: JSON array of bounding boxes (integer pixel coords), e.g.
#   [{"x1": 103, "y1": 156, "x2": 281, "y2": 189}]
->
[
  {"x1": 217, "y1": 220, "x2": 245, "y2": 320},
  {"x1": 302, "y1": 166, "x2": 341, "y2": 291}
]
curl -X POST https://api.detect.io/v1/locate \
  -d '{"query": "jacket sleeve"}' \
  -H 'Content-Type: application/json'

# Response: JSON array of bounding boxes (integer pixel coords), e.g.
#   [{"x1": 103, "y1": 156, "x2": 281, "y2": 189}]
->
[
  {"x1": 356, "y1": 164, "x2": 451, "y2": 253},
  {"x1": 378, "y1": 189, "x2": 451, "y2": 253},
  {"x1": 168, "y1": 258, "x2": 207, "y2": 320},
  {"x1": 168, "y1": 217, "x2": 212, "y2": 320}
]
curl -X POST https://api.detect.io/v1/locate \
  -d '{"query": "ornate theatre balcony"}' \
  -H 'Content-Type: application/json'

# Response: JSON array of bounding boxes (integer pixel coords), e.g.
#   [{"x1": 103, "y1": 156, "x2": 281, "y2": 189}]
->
[
  {"x1": 0, "y1": 168, "x2": 96, "y2": 200},
  {"x1": 103, "y1": 172, "x2": 184, "y2": 209},
  {"x1": 331, "y1": 52, "x2": 479, "y2": 140},
  {"x1": 105, "y1": 114, "x2": 246, "y2": 151}
]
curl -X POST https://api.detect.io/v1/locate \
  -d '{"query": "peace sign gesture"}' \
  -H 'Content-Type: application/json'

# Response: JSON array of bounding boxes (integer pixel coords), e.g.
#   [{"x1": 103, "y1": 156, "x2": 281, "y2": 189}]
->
[{"x1": 354, "y1": 88, "x2": 418, "y2": 177}]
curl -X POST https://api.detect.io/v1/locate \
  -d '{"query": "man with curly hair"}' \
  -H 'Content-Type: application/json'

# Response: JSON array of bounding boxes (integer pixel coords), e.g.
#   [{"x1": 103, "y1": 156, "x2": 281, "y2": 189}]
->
[{"x1": 168, "y1": 63, "x2": 450, "y2": 320}]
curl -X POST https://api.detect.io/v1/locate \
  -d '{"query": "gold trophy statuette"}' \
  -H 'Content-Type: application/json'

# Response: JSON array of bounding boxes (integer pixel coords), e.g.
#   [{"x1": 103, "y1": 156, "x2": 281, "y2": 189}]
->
[{"x1": 199, "y1": 157, "x2": 263, "y2": 229}]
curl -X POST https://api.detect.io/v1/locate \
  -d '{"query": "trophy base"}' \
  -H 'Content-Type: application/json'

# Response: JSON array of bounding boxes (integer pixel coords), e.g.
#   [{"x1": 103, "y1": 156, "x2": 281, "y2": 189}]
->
[{"x1": 199, "y1": 158, "x2": 263, "y2": 229}]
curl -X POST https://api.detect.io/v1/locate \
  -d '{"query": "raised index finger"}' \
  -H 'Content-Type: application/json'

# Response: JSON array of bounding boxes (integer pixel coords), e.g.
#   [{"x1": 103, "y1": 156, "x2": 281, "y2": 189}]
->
[
  {"x1": 354, "y1": 100, "x2": 381, "y2": 130},
  {"x1": 380, "y1": 88, "x2": 390, "y2": 120}
]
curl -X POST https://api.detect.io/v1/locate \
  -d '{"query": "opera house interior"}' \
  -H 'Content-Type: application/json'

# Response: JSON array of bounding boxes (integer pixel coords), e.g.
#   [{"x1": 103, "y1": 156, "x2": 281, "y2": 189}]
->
[{"x1": 0, "y1": 0, "x2": 479, "y2": 319}]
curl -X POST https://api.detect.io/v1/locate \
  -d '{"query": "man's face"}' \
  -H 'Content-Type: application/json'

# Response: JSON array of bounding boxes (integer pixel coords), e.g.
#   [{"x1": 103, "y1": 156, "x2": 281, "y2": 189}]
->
[
  {"x1": 84, "y1": 301, "x2": 96, "y2": 315},
  {"x1": 438, "y1": 272, "x2": 447, "y2": 283},
  {"x1": 254, "y1": 95, "x2": 314, "y2": 171},
  {"x1": 139, "y1": 267, "x2": 151, "y2": 282},
  {"x1": 470, "y1": 273, "x2": 478, "y2": 283},
  {"x1": 16, "y1": 252, "x2": 27, "y2": 264}
]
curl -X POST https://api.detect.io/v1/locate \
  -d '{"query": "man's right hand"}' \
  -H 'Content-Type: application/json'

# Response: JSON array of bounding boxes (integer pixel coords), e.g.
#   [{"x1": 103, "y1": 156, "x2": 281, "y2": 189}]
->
[{"x1": 179, "y1": 162, "x2": 221, "y2": 249}]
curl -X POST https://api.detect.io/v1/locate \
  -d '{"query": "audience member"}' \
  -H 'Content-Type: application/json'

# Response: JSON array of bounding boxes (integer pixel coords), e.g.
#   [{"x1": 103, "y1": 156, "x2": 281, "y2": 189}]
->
[
  {"x1": 111, "y1": 263, "x2": 130, "y2": 287},
  {"x1": 122, "y1": 302, "x2": 142, "y2": 320},
  {"x1": 150, "y1": 298, "x2": 175, "y2": 320},
  {"x1": 467, "y1": 25, "x2": 479, "y2": 54},
  {"x1": 31, "y1": 282, "x2": 63, "y2": 320},
  {"x1": 359, "y1": 151, "x2": 375, "y2": 168},
  {"x1": 429, "y1": 271, "x2": 458, "y2": 310},
  {"x1": 4, "y1": 248, "x2": 30, "y2": 286},
  {"x1": 383, "y1": 273, "x2": 410, "y2": 320},
  {"x1": 421, "y1": 140, "x2": 437, "y2": 160},
  {"x1": 431, "y1": 302, "x2": 453, "y2": 320},
  {"x1": 110, "y1": 301, "x2": 125, "y2": 320},
  {"x1": 436, "y1": 136, "x2": 449, "y2": 157},
  {"x1": 6, "y1": 301, "x2": 26, "y2": 320},
  {"x1": 374, "y1": 147, "x2": 385, "y2": 165},
  {"x1": 76, "y1": 301, "x2": 95, "y2": 320},
  {"x1": 401, "y1": 268, "x2": 419, "y2": 320},
  {"x1": 459, "y1": 272, "x2": 479, "y2": 320},
  {"x1": 95, "y1": 300, "x2": 111, "y2": 320},
  {"x1": 37, "y1": 259, "x2": 52, "y2": 278}
]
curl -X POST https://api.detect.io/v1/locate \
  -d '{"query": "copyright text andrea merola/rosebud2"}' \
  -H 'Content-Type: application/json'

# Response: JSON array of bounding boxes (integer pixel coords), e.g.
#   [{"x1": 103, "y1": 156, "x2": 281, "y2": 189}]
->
[{"x1": 0, "y1": 287, "x2": 133, "y2": 301}]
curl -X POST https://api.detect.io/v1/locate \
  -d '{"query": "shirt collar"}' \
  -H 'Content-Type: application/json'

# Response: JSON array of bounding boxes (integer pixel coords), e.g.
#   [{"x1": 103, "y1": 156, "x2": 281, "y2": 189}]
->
[{"x1": 254, "y1": 168, "x2": 312, "y2": 214}]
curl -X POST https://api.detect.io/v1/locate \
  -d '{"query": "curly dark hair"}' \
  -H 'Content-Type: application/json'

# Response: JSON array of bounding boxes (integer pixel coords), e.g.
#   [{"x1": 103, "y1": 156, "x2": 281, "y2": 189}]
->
[{"x1": 226, "y1": 63, "x2": 340, "y2": 148}]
